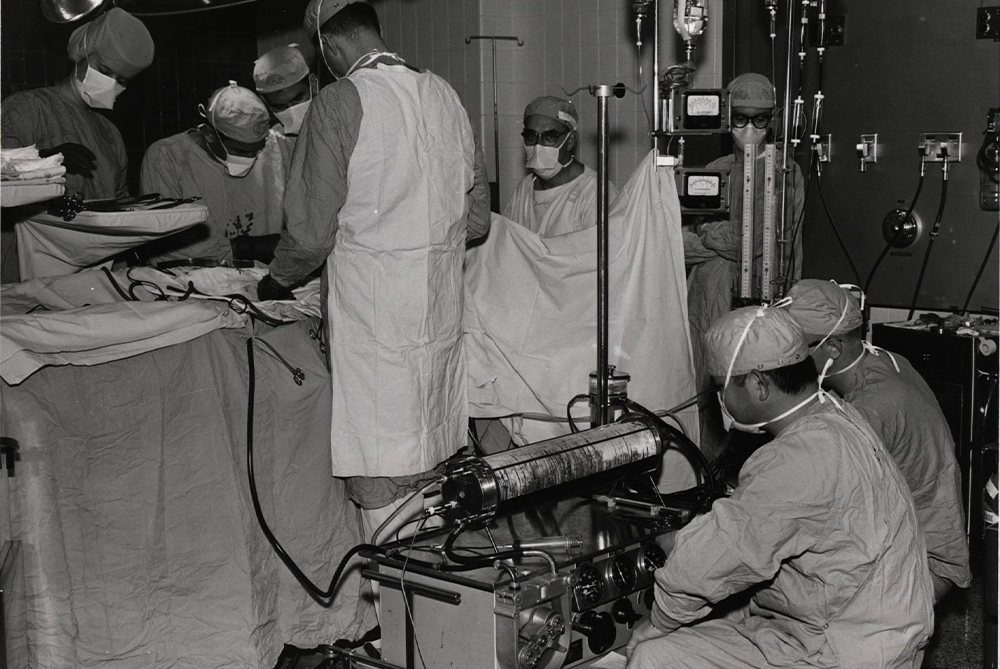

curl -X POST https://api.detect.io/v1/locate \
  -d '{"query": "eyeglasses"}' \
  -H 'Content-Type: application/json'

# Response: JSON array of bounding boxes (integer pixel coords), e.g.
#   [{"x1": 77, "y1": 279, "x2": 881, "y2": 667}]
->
[
  {"x1": 521, "y1": 129, "x2": 569, "y2": 147},
  {"x1": 731, "y1": 112, "x2": 772, "y2": 129}
]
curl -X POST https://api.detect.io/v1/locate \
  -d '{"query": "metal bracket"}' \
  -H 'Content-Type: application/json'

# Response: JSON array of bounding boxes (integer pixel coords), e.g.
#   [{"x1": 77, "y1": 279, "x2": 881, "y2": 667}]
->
[{"x1": 0, "y1": 438, "x2": 20, "y2": 478}]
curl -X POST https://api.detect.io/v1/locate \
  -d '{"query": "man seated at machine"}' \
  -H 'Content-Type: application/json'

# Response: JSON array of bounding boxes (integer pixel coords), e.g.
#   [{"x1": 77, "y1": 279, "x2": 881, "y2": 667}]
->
[
  {"x1": 787, "y1": 279, "x2": 971, "y2": 602},
  {"x1": 626, "y1": 304, "x2": 933, "y2": 669},
  {"x1": 253, "y1": 44, "x2": 316, "y2": 139},
  {"x1": 139, "y1": 82, "x2": 293, "y2": 264},
  {"x1": 502, "y1": 96, "x2": 617, "y2": 237}
]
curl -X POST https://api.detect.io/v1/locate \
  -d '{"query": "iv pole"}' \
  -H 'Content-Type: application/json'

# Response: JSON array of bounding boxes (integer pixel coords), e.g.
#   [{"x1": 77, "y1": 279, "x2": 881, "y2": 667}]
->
[
  {"x1": 563, "y1": 82, "x2": 644, "y2": 426},
  {"x1": 466, "y1": 35, "x2": 524, "y2": 211}
]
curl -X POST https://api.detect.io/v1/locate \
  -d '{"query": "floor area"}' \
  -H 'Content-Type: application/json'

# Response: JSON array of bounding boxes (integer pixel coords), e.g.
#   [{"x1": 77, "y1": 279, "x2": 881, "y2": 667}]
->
[{"x1": 924, "y1": 573, "x2": 995, "y2": 669}]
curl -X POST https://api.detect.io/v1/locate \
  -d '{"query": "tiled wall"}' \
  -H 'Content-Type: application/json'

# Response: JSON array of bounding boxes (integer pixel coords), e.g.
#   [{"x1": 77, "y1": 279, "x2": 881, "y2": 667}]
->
[
  {"x1": 1, "y1": 0, "x2": 260, "y2": 193},
  {"x1": 256, "y1": 0, "x2": 484, "y2": 142},
  {"x1": 255, "y1": 0, "x2": 724, "y2": 207}
]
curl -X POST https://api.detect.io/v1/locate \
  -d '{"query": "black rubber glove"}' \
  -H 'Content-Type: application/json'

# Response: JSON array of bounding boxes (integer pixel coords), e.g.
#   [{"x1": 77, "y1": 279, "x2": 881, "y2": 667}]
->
[
  {"x1": 231, "y1": 234, "x2": 281, "y2": 264},
  {"x1": 38, "y1": 143, "x2": 97, "y2": 177},
  {"x1": 257, "y1": 274, "x2": 295, "y2": 301}
]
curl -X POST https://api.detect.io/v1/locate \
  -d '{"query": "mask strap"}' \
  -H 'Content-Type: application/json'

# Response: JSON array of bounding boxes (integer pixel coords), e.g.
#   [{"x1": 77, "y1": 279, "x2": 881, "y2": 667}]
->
[{"x1": 316, "y1": 0, "x2": 338, "y2": 79}]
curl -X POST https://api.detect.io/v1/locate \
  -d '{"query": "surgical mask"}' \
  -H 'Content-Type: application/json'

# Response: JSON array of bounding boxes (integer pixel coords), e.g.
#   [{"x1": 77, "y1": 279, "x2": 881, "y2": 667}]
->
[
  {"x1": 223, "y1": 152, "x2": 257, "y2": 178},
  {"x1": 717, "y1": 386, "x2": 828, "y2": 434},
  {"x1": 275, "y1": 97, "x2": 311, "y2": 135},
  {"x1": 718, "y1": 297, "x2": 838, "y2": 434},
  {"x1": 525, "y1": 133, "x2": 571, "y2": 180},
  {"x1": 77, "y1": 65, "x2": 124, "y2": 110}
]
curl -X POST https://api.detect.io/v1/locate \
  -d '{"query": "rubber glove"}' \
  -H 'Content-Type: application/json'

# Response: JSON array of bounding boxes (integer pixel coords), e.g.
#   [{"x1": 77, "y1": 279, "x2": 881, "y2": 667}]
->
[
  {"x1": 257, "y1": 274, "x2": 295, "y2": 301},
  {"x1": 38, "y1": 143, "x2": 97, "y2": 177}
]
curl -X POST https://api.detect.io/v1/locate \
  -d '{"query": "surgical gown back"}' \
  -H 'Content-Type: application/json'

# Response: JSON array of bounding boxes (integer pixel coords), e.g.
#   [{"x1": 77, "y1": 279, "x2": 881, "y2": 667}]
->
[
  {"x1": 844, "y1": 350, "x2": 972, "y2": 590},
  {"x1": 630, "y1": 400, "x2": 934, "y2": 669}
]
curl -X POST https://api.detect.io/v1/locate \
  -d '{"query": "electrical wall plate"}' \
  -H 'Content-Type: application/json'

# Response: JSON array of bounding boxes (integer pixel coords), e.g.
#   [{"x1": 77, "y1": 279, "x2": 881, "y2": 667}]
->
[
  {"x1": 814, "y1": 134, "x2": 832, "y2": 162},
  {"x1": 859, "y1": 134, "x2": 878, "y2": 162},
  {"x1": 977, "y1": 6, "x2": 1000, "y2": 40},
  {"x1": 920, "y1": 132, "x2": 963, "y2": 162}
]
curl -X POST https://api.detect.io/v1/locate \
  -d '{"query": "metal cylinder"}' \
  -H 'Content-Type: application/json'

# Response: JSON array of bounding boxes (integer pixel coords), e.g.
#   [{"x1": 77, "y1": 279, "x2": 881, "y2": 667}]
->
[{"x1": 441, "y1": 419, "x2": 663, "y2": 520}]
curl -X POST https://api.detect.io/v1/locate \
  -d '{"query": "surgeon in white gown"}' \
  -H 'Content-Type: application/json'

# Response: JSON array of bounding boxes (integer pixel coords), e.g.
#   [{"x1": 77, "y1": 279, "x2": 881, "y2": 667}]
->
[{"x1": 502, "y1": 96, "x2": 617, "y2": 237}]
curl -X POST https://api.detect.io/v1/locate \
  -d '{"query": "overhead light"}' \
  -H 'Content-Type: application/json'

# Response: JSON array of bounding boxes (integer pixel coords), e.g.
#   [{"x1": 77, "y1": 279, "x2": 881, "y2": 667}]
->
[{"x1": 40, "y1": 0, "x2": 109, "y2": 23}]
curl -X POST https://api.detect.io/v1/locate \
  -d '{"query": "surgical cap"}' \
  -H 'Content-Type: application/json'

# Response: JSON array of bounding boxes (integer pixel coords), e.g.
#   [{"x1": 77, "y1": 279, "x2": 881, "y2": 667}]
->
[
  {"x1": 254, "y1": 46, "x2": 309, "y2": 93},
  {"x1": 786, "y1": 279, "x2": 864, "y2": 340},
  {"x1": 705, "y1": 306, "x2": 808, "y2": 378},
  {"x1": 205, "y1": 83, "x2": 271, "y2": 144},
  {"x1": 524, "y1": 96, "x2": 579, "y2": 131},
  {"x1": 67, "y1": 8, "x2": 155, "y2": 79},
  {"x1": 728, "y1": 73, "x2": 774, "y2": 111},
  {"x1": 304, "y1": 0, "x2": 368, "y2": 39}
]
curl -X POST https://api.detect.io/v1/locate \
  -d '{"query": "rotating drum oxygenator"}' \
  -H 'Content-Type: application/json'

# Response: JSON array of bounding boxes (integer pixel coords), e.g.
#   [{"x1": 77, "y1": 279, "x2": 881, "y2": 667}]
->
[{"x1": 441, "y1": 417, "x2": 664, "y2": 522}]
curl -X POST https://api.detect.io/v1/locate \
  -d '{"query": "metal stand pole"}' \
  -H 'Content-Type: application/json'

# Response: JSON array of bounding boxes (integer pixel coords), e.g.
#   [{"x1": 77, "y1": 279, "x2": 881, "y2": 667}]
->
[
  {"x1": 595, "y1": 85, "x2": 612, "y2": 425},
  {"x1": 776, "y1": 0, "x2": 796, "y2": 282},
  {"x1": 465, "y1": 35, "x2": 523, "y2": 210}
]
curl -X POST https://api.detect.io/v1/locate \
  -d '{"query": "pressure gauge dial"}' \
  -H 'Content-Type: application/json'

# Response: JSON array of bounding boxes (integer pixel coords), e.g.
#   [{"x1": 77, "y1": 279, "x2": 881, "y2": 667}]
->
[
  {"x1": 608, "y1": 556, "x2": 637, "y2": 594},
  {"x1": 574, "y1": 565, "x2": 605, "y2": 607}
]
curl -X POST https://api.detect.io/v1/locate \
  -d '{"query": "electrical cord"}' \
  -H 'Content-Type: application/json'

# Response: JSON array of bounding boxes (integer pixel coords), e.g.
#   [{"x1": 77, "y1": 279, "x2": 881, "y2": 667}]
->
[
  {"x1": 244, "y1": 337, "x2": 386, "y2": 606},
  {"x1": 907, "y1": 173, "x2": 949, "y2": 320},
  {"x1": 865, "y1": 165, "x2": 925, "y2": 296},
  {"x1": 399, "y1": 517, "x2": 430, "y2": 669},
  {"x1": 815, "y1": 172, "x2": 863, "y2": 286},
  {"x1": 962, "y1": 222, "x2": 999, "y2": 313}
]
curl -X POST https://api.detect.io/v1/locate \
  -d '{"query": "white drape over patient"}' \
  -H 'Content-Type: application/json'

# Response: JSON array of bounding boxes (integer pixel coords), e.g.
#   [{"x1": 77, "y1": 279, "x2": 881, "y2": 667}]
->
[{"x1": 464, "y1": 150, "x2": 701, "y2": 492}]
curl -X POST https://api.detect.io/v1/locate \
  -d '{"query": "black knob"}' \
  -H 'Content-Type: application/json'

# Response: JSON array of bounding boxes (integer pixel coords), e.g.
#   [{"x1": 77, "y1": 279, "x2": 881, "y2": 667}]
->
[
  {"x1": 575, "y1": 611, "x2": 616, "y2": 655},
  {"x1": 612, "y1": 598, "x2": 640, "y2": 628}
]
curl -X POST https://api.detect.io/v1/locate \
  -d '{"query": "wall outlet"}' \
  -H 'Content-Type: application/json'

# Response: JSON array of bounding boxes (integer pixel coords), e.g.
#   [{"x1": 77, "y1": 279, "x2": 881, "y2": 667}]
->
[
  {"x1": 977, "y1": 7, "x2": 1000, "y2": 40},
  {"x1": 814, "y1": 134, "x2": 832, "y2": 162},
  {"x1": 920, "y1": 132, "x2": 963, "y2": 162}
]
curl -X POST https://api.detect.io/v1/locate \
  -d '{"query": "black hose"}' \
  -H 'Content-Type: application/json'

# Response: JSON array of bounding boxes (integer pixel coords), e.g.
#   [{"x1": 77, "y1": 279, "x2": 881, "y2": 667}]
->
[
  {"x1": 907, "y1": 176, "x2": 949, "y2": 320},
  {"x1": 864, "y1": 169, "x2": 925, "y2": 296},
  {"x1": 962, "y1": 222, "x2": 1000, "y2": 313},
  {"x1": 101, "y1": 267, "x2": 136, "y2": 302},
  {"x1": 566, "y1": 393, "x2": 589, "y2": 433},
  {"x1": 623, "y1": 399, "x2": 721, "y2": 496},
  {"x1": 815, "y1": 173, "x2": 863, "y2": 286},
  {"x1": 244, "y1": 337, "x2": 386, "y2": 606}
]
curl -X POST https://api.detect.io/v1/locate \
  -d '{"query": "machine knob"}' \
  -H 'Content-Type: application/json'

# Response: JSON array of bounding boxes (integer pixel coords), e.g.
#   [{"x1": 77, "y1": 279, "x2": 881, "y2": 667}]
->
[
  {"x1": 574, "y1": 610, "x2": 616, "y2": 655},
  {"x1": 612, "y1": 598, "x2": 640, "y2": 628}
]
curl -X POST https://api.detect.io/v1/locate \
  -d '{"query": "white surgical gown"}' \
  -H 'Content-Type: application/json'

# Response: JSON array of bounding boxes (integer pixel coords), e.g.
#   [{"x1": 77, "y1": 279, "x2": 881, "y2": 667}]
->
[
  {"x1": 139, "y1": 128, "x2": 293, "y2": 262},
  {"x1": 269, "y1": 57, "x2": 488, "y2": 479},
  {"x1": 843, "y1": 350, "x2": 972, "y2": 590},
  {"x1": 629, "y1": 400, "x2": 933, "y2": 669},
  {"x1": 502, "y1": 166, "x2": 617, "y2": 237}
]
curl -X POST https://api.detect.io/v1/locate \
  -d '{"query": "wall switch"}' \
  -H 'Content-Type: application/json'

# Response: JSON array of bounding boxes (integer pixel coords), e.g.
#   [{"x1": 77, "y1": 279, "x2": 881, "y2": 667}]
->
[{"x1": 920, "y1": 132, "x2": 963, "y2": 162}]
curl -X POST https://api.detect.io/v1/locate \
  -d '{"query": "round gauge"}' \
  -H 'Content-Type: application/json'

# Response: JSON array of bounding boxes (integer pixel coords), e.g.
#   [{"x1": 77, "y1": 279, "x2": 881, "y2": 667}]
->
[
  {"x1": 608, "y1": 556, "x2": 637, "y2": 594},
  {"x1": 575, "y1": 565, "x2": 605, "y2": 606},
  {"x1": 639, "y1": 545, "x2": 667, "y2": 575}
]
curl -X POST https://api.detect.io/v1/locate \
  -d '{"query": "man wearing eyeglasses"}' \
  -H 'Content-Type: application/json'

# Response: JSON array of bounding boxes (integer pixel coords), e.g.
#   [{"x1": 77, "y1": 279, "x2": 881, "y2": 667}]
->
[
  {"x1": 502, "y1": 96, "x2": 617, "y2": 237},
  {"x1": 685, "y1": 73, "x2": 806, "y2": 453}
]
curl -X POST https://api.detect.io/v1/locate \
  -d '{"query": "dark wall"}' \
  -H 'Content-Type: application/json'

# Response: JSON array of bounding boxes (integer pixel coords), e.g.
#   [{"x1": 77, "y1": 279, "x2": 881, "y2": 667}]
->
[
  {"x1": 1, "y1": 0, "x2": 260, "y2": 193},
  {"x1": 732, "y1": 1, "x2": 999, "y2": 313}
]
